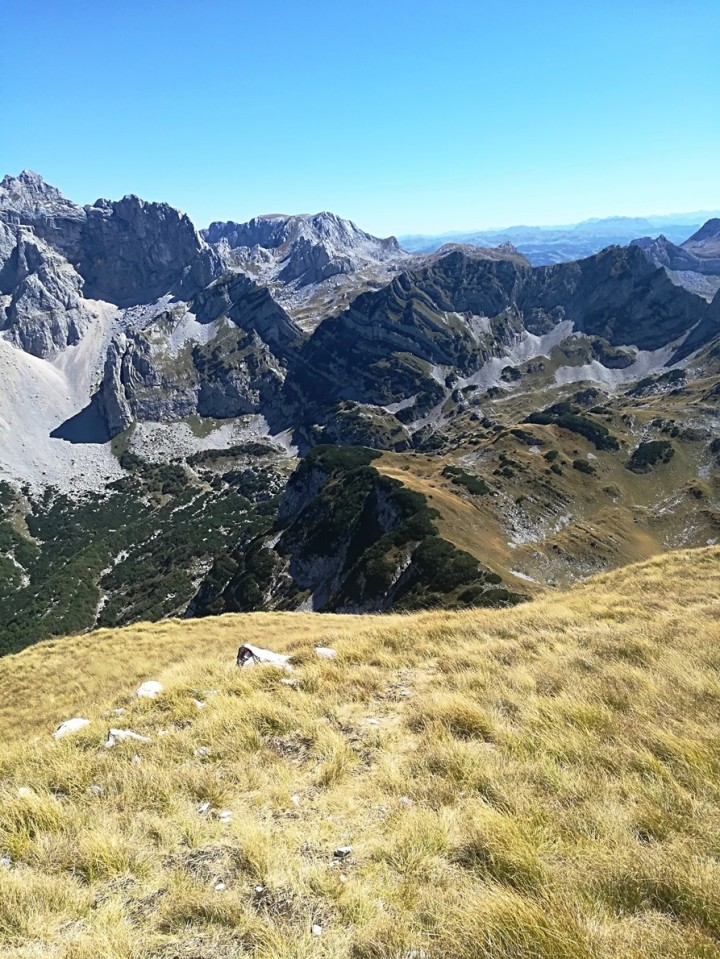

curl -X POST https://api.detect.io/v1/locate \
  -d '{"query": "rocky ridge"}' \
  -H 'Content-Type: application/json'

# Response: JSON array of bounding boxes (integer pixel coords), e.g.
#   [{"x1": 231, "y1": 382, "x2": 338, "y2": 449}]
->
[{"x1": 1, "y1": 171, "x2": 719, "y2": 490}]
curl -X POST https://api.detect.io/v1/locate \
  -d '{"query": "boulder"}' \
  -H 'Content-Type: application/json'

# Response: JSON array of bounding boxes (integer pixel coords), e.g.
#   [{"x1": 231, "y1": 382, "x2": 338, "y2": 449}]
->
[
  {"x1": 315, "y1": 646, "x2": 337, "y2": 660},
  {"x1": 135, "y1": 680, "x2": 163, "y2": 699},
  {"x1": 104, "y1": 728, "x2": 151, "y2": 748},
  {"x1": 52, "y1": 717, "x2": 91, "y2": 739},
  {"x1": 236, "y1": 644, "x2": 292, "y2": 670}
]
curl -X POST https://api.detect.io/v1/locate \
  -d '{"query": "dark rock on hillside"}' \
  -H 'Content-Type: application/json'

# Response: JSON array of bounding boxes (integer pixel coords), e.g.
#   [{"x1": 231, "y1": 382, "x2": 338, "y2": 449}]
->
[
  {"x1": 632, "y1": 234, "x2": 720, "y2": 276},
  {"x1": 671, "y1": 287, "x2": 720, "y2": 362},
  {"x1": 192, "y1": 272, "x2": 302, "y2": 361},
  {"x1": 286, "y1": 250, "x2": 527, "y2": 426},
  {"x1": 520, "y1": 245, "x2": 707, "y2": 351},
  {"x1": 78, "y1": 195, "x2": 220, "y2": 306},
  {"x1": 98, "y1": 329, "x2": 200, "y2": 435}
]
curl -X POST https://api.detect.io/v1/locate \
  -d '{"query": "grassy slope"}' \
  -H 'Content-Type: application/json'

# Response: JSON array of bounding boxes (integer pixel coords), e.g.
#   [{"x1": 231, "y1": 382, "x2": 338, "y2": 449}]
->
[
  {"x1": 0, "y1": 547, "x2": 719, "y2": 958},
  {"x1": 376, "y1": 372, "x2": 720, "y2": 588}
]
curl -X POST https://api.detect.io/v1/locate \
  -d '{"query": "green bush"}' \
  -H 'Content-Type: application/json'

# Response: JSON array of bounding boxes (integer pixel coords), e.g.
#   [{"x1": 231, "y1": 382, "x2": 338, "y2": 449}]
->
[
  {"x1": 627, "y1": 441, "x2": 674, "y2": 474},
  {"x1": 526, "y1": 408, "x2": 619, "y2": 451},
  {"x1": 442, "y1": 465, "x2": 489, "y2": 496}
]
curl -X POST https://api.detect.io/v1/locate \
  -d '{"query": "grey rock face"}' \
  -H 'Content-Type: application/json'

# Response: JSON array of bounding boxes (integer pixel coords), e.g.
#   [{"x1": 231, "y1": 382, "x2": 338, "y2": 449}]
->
[
  {"x1": 682, "y1": 218, "x2": 720, "y2": 259},
  {"x1": 97, "y1": 275, "x2": 305, "y2": 437},
  {"x1": 633, "y1": 234, "x2": 720, "y2": 275},
  {"x1": 99, "y1": 329, "x2": 200, "y2": 436},
  {"x1": 79, "y1": 195, "x2": 220, "y2": 306},
  {"x1": 277, "y1": 234, "x2": 350, "y2": 284},
  {"x1": 0, "y1": 170, "x2": 88, "y2": 262},
  {"x1": 519, "y1": 244, "x2": 707, "y2": 351},
  {"x1": 0, "y1": 170, "x2": 81, "y2": 220},
  {"x1": 0, "y1": 222, "x2": 95, "y2": 358},
  {"x1": 204, "y1": 211, "x2": 405, "y2": 288},
  {"x1": 98, "y1": 334, "x2": 136, "y2": 435},
  {"x1": 193, "y1": 272, "x2": 302, "y2": 360},
  {"x1": 0, "y1": 218, "x2": 19, "y2": 290},
  {"x1": 1, "y1": 172, "x2": 222, "y2": 309},
  {"x1": 195, "y1": 336, "x2": 288, "y2": 418}
]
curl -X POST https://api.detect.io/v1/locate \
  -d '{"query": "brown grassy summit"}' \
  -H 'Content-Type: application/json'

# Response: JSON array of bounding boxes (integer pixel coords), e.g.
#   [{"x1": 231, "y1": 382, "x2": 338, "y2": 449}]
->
[{"x1": 0, "y1": 546, "x2": 719, "y2": 958}]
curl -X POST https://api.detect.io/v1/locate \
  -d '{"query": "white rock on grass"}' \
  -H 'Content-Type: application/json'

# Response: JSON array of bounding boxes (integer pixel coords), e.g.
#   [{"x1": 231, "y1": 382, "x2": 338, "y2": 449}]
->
[
  {"x1": 333, "y1": 846, "x2": 352, "y2": 859},
  {"x1": 52, "y1": 718, "x2": 91, "y2": 739},
  {"x1": 315, "y1": 646, "x2": 337, "y2": 660},
  {"x1": 236, "y1": 644, "x2": 292, "y2": 670},
  {"x1": 104, "y1": 728, "x2": 151, "y2": 748},
  {"x1": 135, "y1": 680, "x2": 163, "y2": 699}
]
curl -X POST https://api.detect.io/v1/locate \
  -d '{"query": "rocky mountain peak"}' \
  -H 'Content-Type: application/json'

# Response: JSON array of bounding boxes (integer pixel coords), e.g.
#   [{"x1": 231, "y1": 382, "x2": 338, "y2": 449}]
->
[
  {"x1": 1, "y1": 172, "x2": 222, "y2": 309},
  {"x1": 0, "y1": 220, "x2": 94, "y2": 358},
  {"x1": 0, "y1": 170, "x2": 81, "y2": 219},
  {"x1": 632, "y1": 230, "x2": 720, "y2": 296},
  {"x1": 682, "y1": 218, "x2": 720, "y2": 257},
  {"x1": 205, "y1": 210, "x2": 400, "y2": 257},
  {"x1": 204, "y1": 210, "x2": 407, "y2": 289},
  {"x1": 77, "y1": 194, "x2": 221, "y2": 306}
]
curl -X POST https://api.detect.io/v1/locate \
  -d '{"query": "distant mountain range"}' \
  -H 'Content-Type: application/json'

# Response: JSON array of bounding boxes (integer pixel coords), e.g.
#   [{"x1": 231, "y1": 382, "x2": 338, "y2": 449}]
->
[
  {"x1": 0, "y1": 170, "x2": 719, "y2": 652},
  {"x1": 400, "y1": 212, "x2": 720, "y2": 265}
]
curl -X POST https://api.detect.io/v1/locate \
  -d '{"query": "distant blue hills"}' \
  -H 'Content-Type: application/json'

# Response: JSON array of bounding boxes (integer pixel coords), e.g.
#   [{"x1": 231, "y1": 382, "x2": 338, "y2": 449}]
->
[{"x1": 400, "y1": 211, "x2": 720, "y2": 265}]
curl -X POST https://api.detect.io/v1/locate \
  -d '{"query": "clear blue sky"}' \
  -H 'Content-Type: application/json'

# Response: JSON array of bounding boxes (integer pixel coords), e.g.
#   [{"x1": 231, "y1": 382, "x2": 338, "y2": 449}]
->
[{"x1": 2, "y1": 0, "x2": 718, "y2": 236}]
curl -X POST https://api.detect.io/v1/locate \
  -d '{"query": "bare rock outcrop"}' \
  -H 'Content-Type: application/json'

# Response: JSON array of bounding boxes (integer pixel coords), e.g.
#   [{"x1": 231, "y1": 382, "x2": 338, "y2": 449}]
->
[
  {"x1": 0, "y1": 221, "x2": 96, "y2": 358},
  {"x1": 204, "y1": 211, "x2": 405, "y2": 288},
  {"x1": 1, "y1": 171, "x2": 223, "y2": 310}
]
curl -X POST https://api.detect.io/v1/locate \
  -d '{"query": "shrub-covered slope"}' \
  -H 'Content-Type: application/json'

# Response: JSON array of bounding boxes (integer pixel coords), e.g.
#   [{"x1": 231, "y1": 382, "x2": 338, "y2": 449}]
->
[
  {"x1": 0, "y1": 546, "x2": 718, "y2": 958},
  {"x1": 191, "y1": 445, "x2": 524, "y2": 616}
]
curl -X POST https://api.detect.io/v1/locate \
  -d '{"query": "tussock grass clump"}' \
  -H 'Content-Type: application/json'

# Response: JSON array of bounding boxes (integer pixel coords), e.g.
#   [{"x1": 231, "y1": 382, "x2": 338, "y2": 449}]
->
[{"x1": 0, "y1": 547, "x2": 718, "y2": 957}]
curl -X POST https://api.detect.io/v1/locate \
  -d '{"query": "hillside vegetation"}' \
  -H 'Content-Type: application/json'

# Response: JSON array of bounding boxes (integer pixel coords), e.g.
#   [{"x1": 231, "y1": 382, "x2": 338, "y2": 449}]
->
[{"x1": 0, "y1": 547, "x2": 719, "y2": 958}]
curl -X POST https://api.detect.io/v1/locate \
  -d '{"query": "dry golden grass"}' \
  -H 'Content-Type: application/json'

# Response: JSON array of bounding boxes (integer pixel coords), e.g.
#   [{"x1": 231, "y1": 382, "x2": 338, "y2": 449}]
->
[{"x1": 0, "y1": 546, "x2": 719, "y2": 957}]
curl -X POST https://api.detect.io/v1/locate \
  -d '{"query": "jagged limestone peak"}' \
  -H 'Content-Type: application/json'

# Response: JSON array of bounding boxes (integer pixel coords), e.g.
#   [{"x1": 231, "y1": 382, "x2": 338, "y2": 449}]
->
[{"x1": 0, "y1": 169, "x2": 82, "y2": 217}]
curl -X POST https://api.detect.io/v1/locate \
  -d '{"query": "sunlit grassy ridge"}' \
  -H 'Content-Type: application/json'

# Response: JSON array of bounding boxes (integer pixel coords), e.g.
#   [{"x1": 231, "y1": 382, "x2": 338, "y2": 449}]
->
[{"x1": 0, "y1": 546, "x2": 719, "y2": 958}]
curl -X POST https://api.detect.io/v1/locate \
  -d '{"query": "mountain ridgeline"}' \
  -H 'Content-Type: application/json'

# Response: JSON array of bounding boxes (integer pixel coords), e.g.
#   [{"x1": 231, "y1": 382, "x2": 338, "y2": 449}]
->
[{"x1": 0, "y1": 170, "x2": 719, "y2": 652}]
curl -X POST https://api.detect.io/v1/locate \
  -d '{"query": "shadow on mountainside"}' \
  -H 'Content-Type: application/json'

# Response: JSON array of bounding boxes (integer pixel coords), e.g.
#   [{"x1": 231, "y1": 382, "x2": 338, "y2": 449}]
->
[{"x1": 50, "y1": 394, "x2": 110, "y2": 444}]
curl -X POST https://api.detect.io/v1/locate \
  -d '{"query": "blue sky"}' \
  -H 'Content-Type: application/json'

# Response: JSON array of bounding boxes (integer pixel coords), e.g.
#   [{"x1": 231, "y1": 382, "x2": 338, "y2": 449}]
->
[{"x1": 2, "y1": 0, "x2": 718, "y2": 235}]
